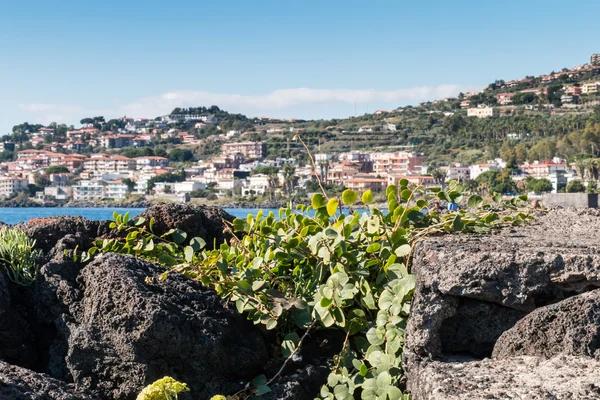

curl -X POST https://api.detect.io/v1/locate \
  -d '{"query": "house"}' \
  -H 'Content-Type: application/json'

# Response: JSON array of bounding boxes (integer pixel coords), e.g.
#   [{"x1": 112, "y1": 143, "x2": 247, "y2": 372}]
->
[
  {"x1": 135, "y1": 156, "x2": 169, "y2": 169},
  {"x1": 221, "y1": 142, "x2": 265, "y2": 159},
  {"x1": 445, "y1": 163, "x2": 470, "y2": 182},
  {"x1": 242, "y1": 174, "x2": 271, "y2": 196},
  {"x1": 0, "y1": 177, "x2": 28, "y2": 197},
  {"x1": 325, "y1": 165, "x2": 358, "y2": 185},
  {"x1": 382, "y1": 122, "x2": 397, "y2": 132},
  {"x1": 520, "y1": 160, "x2": 567, "y2": 177},
  {"x1": 346, "y1": 176, "x2": 387, "y2": 192},
  {"x1": 469, "y1": 163, "x2": 502, "y2": 180},
  {"x1": 386, "y1": 174, "x2": 436, "y2": 187},
  {"x1": 565, "y1": 86, "x2": 582, "y2": 96},
  {"x1": 467, "y1": 107, "x2": 500, "y2": 118},
  {"x1": 358, "y1": 126, "x2": 375, "y2": 133},
  {"x1": 582, "y1": 82, "x2": 600, "y2": 94},
  {"x1": 40, "y1": 186, "x2": 72, "y2": 201},
  {"x1": 496, "y1": 93, "x2": 515, "y2": 105},
  {"x1": 460, "y1": 100, "x2": 472, "y2": 108},
  {"x1": 372, "y1": 152, "x2": 424, "y2": 175},
  {"x1": 561, "y1": 94, "x2": 578, "y2": 104},
  {"x1": 173, "y1": 181, "x2": 206, "y2": 194}
]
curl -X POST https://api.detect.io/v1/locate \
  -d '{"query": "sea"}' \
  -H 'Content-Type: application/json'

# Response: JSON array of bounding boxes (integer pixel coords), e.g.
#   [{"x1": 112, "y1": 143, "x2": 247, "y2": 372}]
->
[{"x1": 0, "y1": 207, "x2": 283, "y2": 225}]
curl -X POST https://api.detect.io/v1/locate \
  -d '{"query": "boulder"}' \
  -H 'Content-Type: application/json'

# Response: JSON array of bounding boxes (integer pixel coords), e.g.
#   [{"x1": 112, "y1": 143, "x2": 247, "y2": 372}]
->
[
  {"x1": 35, "y1": 253, "x2": 269, "y2": 400},
  {"x1": 20, "y1": 216, "x2": 108, "y2": 254},
  {"x1": 138, "y1": 204, "x2": 235, "y2": 250},
  {"x1": 408, "y1": 355, "x2": 600, "y2": 400},
  {"x1": 0, "y1": 273, "x2": 37, "y2": 368},
  {"x1": 405, "y1": 209, "x2": 600, "y2": 397},
  {"x1": 0, "y1": 361, "x2": 97, "y2": 400},
  {"x1": 493, "y1": 289, "x2": 600, "y2": 360},
  {"x1": 406, "y1": 209, "x2": 600, "y2": 362}
]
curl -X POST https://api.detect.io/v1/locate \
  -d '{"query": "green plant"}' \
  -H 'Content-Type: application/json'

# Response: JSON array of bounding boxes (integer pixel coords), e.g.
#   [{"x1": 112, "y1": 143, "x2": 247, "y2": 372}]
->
[
  {"x1": 75, "y1": 211, "x2": 206, "y2": 272},
  {"x1": 90, "y1": 181, "x2": 531, "y2": 399},
  {"x1": 136, "y1": 376, "x2": 189, "y2": 400},
  {"x1": 0, "y1": 227, "x2": 42, "y2": 285}
]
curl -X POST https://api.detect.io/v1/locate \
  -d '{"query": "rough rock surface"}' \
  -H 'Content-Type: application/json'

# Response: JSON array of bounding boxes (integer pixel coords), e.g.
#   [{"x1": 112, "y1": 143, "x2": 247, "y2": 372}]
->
[
  {"x1": 493, "y1": 288, "x2": 600, "y2": 360},
  {"x1": 406, "y1": 209, "x2": 600, "y2": 398},
  {"x1": 0, "y1": 361, "x2": 97, "y2": 400},
  {"x1": 35, "y1": 252, "x2": 269, "y2": 399},
  {"x1": 0, "y1": 274, "x2": 37, "y2": 368},
  {"x1": 408, "y1": 355, "x2": 600, "y2": 400},
  {"x1": 138, "y1": 203, "x2": 235, "y2": 249},
  {"x1": 407, "y1": 209, "x2": 600, "y2": 361},
  {"x1": 20, "y1": 216, "x2": 108, "y2": 254}
]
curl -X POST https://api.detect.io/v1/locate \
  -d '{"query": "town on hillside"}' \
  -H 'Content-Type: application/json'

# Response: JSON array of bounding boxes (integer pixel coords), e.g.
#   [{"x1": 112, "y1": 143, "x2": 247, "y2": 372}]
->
[{"x1": 3, "y1": 55, "x2": 600, "y2": 204}]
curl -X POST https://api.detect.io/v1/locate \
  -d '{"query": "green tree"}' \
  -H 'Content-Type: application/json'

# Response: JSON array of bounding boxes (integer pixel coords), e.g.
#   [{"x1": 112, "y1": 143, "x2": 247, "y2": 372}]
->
[
  {"x1": 45, "y1": 165, "x2": 70, "y2": 175},
  {"x1": 168, "y1": 148, "x2": 194, "y2": 162},
  {"x1": 566, "y1": 179, "x2": 586, "y2": 193},
  {"x1": 122, "y1": 178, "x2": 136, "y2": 194},
  {"x1": 526, "y1": 177, "x2": 553, "y2": 194}
]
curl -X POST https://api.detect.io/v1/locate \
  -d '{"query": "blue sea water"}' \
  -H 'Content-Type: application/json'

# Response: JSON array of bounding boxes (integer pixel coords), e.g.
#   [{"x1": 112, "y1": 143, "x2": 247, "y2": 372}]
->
[{"x1": 0, "y1": 207, "x2": 280, "y2": 225}]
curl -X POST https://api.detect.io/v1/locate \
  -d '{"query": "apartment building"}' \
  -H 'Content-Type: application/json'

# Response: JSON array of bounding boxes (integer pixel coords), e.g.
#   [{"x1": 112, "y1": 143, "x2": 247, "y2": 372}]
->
[
  {"x1": 72, "y1": 180, "x2": 106, "y2": 200},
  {"x1": 591, "y1": 54, "x2": 600, "y2": 66},
  {"x1": 445, "y1": 163, "x2": 471, "y2": 182},
  {"x1": 327, "y1": 165, "x2": 359, "y2": 185},
  {"x1": 221, "y1": 141, "x2": 266, "y2": 159},
  {"x1": 346, "y1": 176, "x2": 387, "y2": 192},
  {"x1": 520, "y1": 160, "x2": 567, "y2": 177},
  {"x1": 372, "y1": 151, "x2": 424, "y2": 175},
  {"x1": 135, "y1": 156, "x2": 169, "y2": 169},
  {"x1": 581, "y1": 82, "x2": 600, "y2": 94},
  {"x1": 105, "y1": 180, "x2": 129, "y2": 199},
  {"x1": 0, "y1": 177, "x2": 28, "y2": 197},
  {"x1": 467, "y1": 107, "x2": 500, "y2": 118},
  {"x1": 84, "y1": 155, "x2": 136, "y2": 173}
]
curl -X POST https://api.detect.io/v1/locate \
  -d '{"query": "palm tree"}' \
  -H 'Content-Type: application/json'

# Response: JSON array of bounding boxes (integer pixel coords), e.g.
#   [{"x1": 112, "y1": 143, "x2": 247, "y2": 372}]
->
[
  {"x1": 282, "y1": 163, "x2": 296, "y2": 195},
  {"x1": 267, "y1": 173, "x2": 279, "y2": 201}
]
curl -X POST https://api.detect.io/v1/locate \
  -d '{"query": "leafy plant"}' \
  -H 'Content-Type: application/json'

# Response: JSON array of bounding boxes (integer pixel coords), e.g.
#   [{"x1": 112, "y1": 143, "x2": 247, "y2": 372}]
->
[
  {"x1": 136, "y1": 376, "x2": 189, "y2": 400},
  {"x1": 0, "y1": 227, "x2": 42, "y2": 285},
  {"x1": 75, "y1": 211, "x2": 206, "y2": 274},
  {"x1": 90, "y1": 181, "x2": 532, "y2": 399}
]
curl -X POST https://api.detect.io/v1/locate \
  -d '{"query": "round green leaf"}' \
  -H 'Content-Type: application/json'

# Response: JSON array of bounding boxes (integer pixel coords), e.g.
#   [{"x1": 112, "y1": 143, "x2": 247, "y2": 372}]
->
[
  {"x1": 362, "y1": 190, "x2": 374, "y2": 205},
  {"x1": 341, "y1": 189, "x2": 358, "y2": 205},
  {"x1": 327, "y1": 198, "x2": 339, "y2": 216}
]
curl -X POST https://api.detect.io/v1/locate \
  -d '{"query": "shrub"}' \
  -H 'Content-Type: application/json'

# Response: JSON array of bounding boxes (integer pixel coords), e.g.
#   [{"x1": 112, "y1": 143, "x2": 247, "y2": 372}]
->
[
  {"x1": 84, "y1": 182, "x2": 532, "y2": 399},
  {"x1": 136, "y1": 377, "x2": 189, "y2": 400},
  {"x1": 0, "y1": 228, "x2": 41, "y2": 286}
]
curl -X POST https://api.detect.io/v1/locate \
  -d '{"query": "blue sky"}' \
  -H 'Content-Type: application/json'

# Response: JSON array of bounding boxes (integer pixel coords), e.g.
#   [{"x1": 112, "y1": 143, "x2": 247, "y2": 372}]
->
[{"x1": 1, "y1": 0, "x2": 600, "y2": 133}]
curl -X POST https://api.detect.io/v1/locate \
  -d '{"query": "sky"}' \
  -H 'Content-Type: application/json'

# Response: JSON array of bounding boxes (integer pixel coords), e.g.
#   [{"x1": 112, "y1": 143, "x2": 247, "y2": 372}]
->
[{"x1": 1, "y1": 0, "x2": 600, "y2": 133}]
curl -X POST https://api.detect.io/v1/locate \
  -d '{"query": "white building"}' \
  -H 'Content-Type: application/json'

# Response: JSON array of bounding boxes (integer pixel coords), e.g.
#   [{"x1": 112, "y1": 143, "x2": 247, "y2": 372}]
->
[
  {"x1": 445, "y1": 163, "x2": 470, "y2": 182},
  {"x1": 105, "y1": 180, "x2": 129, "y2": 199},
  {"x1": 173, "y1": 181, "x2": 206, "y2": 194},
  {"x1": 242, "y1": 175, "x2": 270, "y2": 196},
  {"x1": 72, "y1": 180, "x2": 106, "y2": 201},
  {"x1": 0, "y1": 177, "x2": 28, "y2": 198},
  {"x1": 469, "y1": 163, "x2": 502, "y2": 180}
]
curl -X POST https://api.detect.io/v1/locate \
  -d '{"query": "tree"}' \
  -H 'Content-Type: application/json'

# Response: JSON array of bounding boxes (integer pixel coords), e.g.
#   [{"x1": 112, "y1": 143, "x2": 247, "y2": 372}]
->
[
  {"x1": 429, "y1": 167, "x2": 446, "y2": 186},
  {"x1": 281, "y1": 163, "x2": 297, "y2": 194},
  {"x1": 122, "y1": 178, "x2": 136, "y2": 194},
  {"x1": 526, "y1": 177, "x2": 553, "y2": 194},
  {"x1": 168, "y1": 148, "x2": 194, "y2": 162},
  {"x1": 45, "y1": 165, "x2": 70, "y2": 175},
  {"x1": 566, "y1": 179, "x2": 586, "y2": 193}
]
